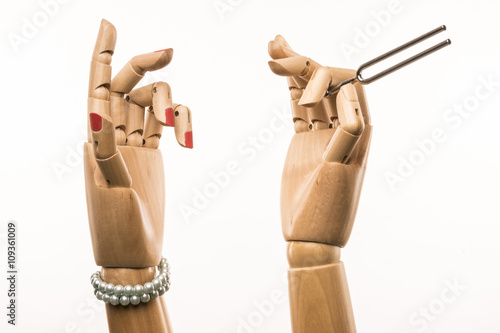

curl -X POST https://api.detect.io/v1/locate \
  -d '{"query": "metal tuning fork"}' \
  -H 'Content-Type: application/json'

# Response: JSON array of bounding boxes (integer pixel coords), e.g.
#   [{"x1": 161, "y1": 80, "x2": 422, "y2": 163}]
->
[{"x1": 328, "y1": 25, "x2": 451, "y2": 95}]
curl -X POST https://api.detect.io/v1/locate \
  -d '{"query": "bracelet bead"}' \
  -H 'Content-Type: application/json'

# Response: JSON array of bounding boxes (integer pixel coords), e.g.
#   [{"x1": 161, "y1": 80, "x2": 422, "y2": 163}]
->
[
  {"x1": 141, "y1": 293, "x2": 150, "y2": 303},
  {"x1": 110, "y1": 295, "x2": 119, "y2": 306},
  {"x1": 130, "y1": 295, "x2": 140, "y2": 305},
  {"x1": 120, "y1": 295, "x2": 130, "y2": 306},
  {"x1": 124, "y1": 285, "x2": 134, "y2": 296},
  {"x1": 134, "y1": 284, "x2": 144, "y2": 295},
  {"x1": 144, "y1": 282, "x2": 154, "y2": 293},
  {"x1": 105, "y1": 283, "x2": 115, "y2": 294},
  {"x1": 114, "y1": 285, "x2": 124, "y2": 296}
]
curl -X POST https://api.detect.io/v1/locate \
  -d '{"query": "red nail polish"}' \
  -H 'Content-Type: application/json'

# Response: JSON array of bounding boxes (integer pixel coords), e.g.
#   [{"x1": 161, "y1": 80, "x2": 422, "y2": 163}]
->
[
  {"x1": 165, "y1": 108, "x2": 175, "y2": 126},
  {"x1": 89, "y1": 113, "x2": 102, "y2": 131},
  {"x1": 154, "y1": 48, "x2": 170, "y2": 53},
  {"x1": 184, "y1": 131, "x2": 193, "y2": 149}
]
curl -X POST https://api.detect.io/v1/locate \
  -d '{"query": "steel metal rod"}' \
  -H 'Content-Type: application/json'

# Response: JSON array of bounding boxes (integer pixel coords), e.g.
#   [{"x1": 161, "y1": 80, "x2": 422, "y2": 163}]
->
[{"x1": 327, "y1": 25, "x2": 451, "y2": 95}]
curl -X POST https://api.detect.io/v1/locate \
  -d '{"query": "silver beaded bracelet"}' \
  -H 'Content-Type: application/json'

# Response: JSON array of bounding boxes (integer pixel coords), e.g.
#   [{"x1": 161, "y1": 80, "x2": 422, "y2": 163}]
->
[{"x1": 90, "y1": 257, "x2": 170, "y2": 306}]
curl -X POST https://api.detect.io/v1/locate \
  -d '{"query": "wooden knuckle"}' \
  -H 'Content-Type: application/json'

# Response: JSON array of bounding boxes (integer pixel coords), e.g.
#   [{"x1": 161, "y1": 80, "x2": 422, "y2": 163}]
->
[
  {"x1": 291, "y1": 99, "x2": 309, "y2": 123},
  {"x1": 143, "y1": 111, "x2": 163, "y2": 140},
  {"x1": 88, "y1": 61, "x2": 111, "y2": 94},
  {"x1": 109, "y1": 95, "x2": 127, "y2": 129},
  {"x1": 125, "y1": 103, "x2": 145, "y2": 136},
  {"x1": 128, "y1": 83, "x2": 155, "y2": 107},
  {"x1": 308, "y1": 101, "x2": 330, "y2": 124},
  {"x1": 110, "y1": 63, "x2": 144, "y2": 94}
]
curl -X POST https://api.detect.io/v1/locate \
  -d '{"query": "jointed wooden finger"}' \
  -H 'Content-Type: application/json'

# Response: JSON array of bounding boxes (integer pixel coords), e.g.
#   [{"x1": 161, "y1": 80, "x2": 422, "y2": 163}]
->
[
  {"x1": 108, "y1": 49, "x2": 173, "y2": 147},
  {"x1": 127, "y1": 82, "x2": 175, "y2": 148},
  {"x1": 111, "y1": 49, "x2": 173, "y2": 95},
  {"x1": 173, "y1": 104, "x2": 193, "y2": 149},
  {"x1": 284, "y1": 77, "x2": 308, "y2": 133},
  {"x1": 268, "y1": 35, "x2": 322, "y2": 106},
  {"x1": 292, "y1": 105, "x2": 309, "y2": 133},
  {"x1": 268, "y1": 37, "x2": 300, "y2": 60},
  {"x1": 110, "y1": 95, "x2": 127, "y2": 145},
  {"x1": 268, "y1": 37, "x2": 322, "y2": 84},
  {"x1": 128, "y1": 82, "x2": 174, "y2": 127},
  {"x1": 87, "y1": 19, "x2": 116, "y2": 142},
  {"x1": 323, "y1": 94, "x2": 339, "y2": 120},
  {"x1": 125, "y1": 100, "x2": 145, "y2": 147},
  {"x1": 300, "y1": 67, "x2": 357, "y2": 107},
  {"x1": 143, "y1": 107, "x2": 163, "y2": 148},
  {"x1": 323, "y1": 84, "x2": 364, "y2": 163},
  {"x1": 89, "y1": 112, "x2": 132, "y2": 187},
  {"x1": 268, "y1": 56, "x2": 321, "y2": 82},
  {"x1": 309, "y1": 100, "x2": 331, "y2": 131},
  {"x1": 269, "y1": 56, "x2": 311, "y2": 76}
]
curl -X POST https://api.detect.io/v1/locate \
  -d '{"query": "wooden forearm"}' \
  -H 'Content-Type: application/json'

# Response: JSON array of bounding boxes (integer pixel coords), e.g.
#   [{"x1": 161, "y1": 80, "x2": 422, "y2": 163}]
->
[
  {"x1": 287, "y1": 241, "x2": 356, "y2": 333},
  {"x1": 101, "y1": 267, "x2": 172, "y2": 333}
]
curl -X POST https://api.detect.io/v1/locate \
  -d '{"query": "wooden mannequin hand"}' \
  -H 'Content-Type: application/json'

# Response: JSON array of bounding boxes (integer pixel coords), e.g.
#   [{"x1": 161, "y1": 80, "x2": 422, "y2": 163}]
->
[
  {"x1": 85, "y1": 20, "x2": 193, "y2": 269},
  {"x1": 268, "y1": 35, "x2": 372, "y2": 248}
]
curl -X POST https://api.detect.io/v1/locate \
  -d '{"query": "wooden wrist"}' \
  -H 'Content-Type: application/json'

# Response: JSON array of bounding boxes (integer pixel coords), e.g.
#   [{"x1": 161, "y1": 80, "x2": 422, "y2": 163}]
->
[
  {"x1": 100, "y1": 267, "x2": 172, "y2": 333},
  {"x1": 101, "y1": 267, "x2": 156, "y2": 286},
  {"x1": 287, "y1": 241, "x2": 341, "y2": 268}
]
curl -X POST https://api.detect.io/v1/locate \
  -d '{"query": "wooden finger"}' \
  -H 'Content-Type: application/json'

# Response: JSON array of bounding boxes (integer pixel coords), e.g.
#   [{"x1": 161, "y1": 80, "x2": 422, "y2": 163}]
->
[
  {"x1": 323, "y1": 94, "x2": 339, "y2": 121},
  {"x1": 173, "y1": 104, "x2": 193, "y2": 148},
  {"x1": 323, "y1": 84, "x2": 364, "y2": 163},
  {"x1": 268, "y1": 38, "x2": 300, "y2": 60},
  {"x1": 143, "y1": 108, "x2": 163, "y2": 148},
  {"x1": 109, "y1": 49, "x2": 173, "y2": 146},
  {"x1": 273, "y1": 34, "x2": 291, "y2": 48},
  {"x1": 300, "y1": 67, "x2": 358, "y2": 107},
  {"x1": 126, "y1": 83, "x2": 158, "y2": 148},
  {"x1": 128, "y1": 82, "x2": 174, "y2": 127},
  {"x1": 299, "y1": 67, "x2": 332, "y2": 108},
  {"x1": 268, "y1": 56, "x2": 322, "y2": 82},
  {"x1": 309, "y1": 100, "x2": 331, "y2": 131},
  {"x1": 128, "y1": 82, "x2": 175, "y2": 149},
  {"x1": 110, "y1": 95, "x2": 127, "y2": 145},
  {"x1": 268, "y1": 38, "x2": 310, "y2": 90},
  {"x1": 288, "y1": 81, "x2": 309, "y2": 133},
  {"x1": 269, "y1": 56, "x2": 311, "y2": 76},
  {"x1": 88, "y1": 19, "x2": 116, "y2": 142},
  {"x1": 268, "y1": 38, "x2": 322, "y2": 84},
  {"x1": 89, "y1": 112, "x2": 132, "y2": 187},
  {"x1": 110, "y1": 49, "x2": 173, "y2": 95},
  {"x1": 125, "y1": 100, "x2": 145, "y2": 147}
]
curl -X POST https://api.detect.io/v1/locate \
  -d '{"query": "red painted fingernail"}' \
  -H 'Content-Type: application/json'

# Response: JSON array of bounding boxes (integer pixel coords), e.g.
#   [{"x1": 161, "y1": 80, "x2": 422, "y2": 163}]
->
[
  {"x1": 154, "y1": 48, "x2": 170, "y2": 53},
  {"x1": 184, "y1": 131, "x2": 193, "y2": 149},
  {"x1": 165, "y1": 108, "x2": 175, "y2": 127},
  {"x1": 89, "y1": 113, "x2": 102, "y2": 131}
]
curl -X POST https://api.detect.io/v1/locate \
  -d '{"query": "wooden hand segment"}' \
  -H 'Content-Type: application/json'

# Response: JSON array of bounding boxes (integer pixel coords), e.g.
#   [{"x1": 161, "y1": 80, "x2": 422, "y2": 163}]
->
[
  {"x1": 269, "y1": 34, "x2": 373, "y2": 333},
  {"x1": 126, "y1": 83, "x2": 193, "y2": 149},
  {"x1": 323, "y1": 84, "x2": 364, "y2": 163},
  {"x1": 85, "y1": 20, "x2": 187, "y2": 333},
  {"x1": 287, "y1": 242, "x2": 356, "y2": 333},
  {"x1": 108, "y1": 49, "x2": 174, "y2": 146},
  {"x1": 87, "y1": 19, "x2": 116, "y2": 142},
  {"x1": 89, "y1": 112, "x2": 132, "y2": 188}
]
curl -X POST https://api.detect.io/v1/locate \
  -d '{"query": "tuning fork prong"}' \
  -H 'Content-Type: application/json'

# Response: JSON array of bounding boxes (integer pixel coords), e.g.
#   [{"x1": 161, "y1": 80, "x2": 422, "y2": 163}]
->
[{"x1": 328, "y1": 25, "x2": 451, "y2": 95}]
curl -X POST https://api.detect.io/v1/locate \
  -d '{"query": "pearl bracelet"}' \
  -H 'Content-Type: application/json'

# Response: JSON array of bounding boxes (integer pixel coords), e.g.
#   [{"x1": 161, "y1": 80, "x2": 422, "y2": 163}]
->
[{"x1": 90, "y1": 257, "x2": 170, "y2": 306}]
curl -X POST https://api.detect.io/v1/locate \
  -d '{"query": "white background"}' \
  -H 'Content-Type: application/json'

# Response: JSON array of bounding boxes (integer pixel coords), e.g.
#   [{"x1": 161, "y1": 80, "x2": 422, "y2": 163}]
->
[{"x1": 0, "y1": 0, "x2": 499, "y2": 332}]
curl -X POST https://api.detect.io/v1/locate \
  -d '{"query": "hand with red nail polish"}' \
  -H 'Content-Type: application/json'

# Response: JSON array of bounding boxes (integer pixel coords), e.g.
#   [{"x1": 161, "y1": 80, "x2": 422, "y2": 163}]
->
[{"x1": 84, "y1": 20, "x2": 193, "y2": 332}]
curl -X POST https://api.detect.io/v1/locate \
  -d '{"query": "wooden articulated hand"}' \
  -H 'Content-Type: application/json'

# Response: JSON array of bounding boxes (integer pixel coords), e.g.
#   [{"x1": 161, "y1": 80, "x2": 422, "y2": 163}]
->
[
  {"x1": 85, "y1": 19, "x2": 192, "y2": 333},
  {"x1": 268, "y1": 35, "x2": 372, "y2": 333}
]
